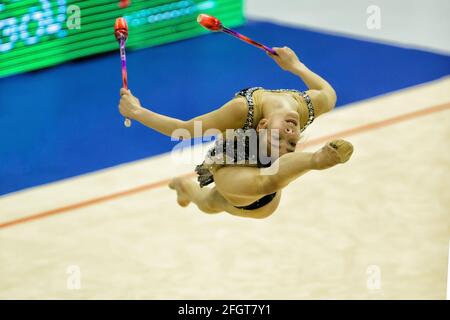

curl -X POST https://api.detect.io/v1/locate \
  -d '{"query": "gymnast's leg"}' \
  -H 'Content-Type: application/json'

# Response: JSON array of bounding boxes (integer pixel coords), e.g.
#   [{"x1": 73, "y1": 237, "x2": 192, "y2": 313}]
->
[
  {"x1": 260, "y1": 139, "x2": 354, "y2": 193},
  {"x1": 213, "y1": 139, "x2": 354, "y2": 198},
  {"x1": 169, "y1": 177, "x2": 226, "y2": 214}
]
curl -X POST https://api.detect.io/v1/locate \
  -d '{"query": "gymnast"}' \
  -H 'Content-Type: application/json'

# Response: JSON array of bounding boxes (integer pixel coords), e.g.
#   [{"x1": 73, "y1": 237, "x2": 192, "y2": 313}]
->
[{"x1": 118, "y1": 46, "x2": 353, "y2": 219}]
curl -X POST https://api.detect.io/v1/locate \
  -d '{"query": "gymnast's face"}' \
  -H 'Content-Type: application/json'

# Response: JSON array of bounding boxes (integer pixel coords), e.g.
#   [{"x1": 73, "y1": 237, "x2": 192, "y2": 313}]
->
[{"x1": 257, "y1": 111, "x2": 301, "y2": 158}]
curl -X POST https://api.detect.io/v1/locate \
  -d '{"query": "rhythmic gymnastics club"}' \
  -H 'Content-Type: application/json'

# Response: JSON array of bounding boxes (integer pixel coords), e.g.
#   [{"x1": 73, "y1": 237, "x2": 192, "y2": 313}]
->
[
  {"x1": 197, "y1": 14, "x2": 278, "y2": 55},
  {"x1": 114, "y1": 17, "x2": 131, "y2": 127}
]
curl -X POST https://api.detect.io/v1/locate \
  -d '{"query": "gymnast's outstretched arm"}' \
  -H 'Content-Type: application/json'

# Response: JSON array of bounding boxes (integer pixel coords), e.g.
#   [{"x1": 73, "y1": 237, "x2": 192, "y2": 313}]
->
[
  {"x1": 268, "y1": 47, "x2": 337, "y2": 117},
  {"x1": 118, "y1": 88, "x2": 248, "y2": 139}
]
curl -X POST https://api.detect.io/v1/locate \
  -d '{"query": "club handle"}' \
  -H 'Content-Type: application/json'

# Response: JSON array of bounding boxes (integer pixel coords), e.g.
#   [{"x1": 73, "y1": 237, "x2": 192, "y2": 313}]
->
[
  {"x1": 123, "y1": 81, "x2": 131, "y2": 127},
  {"x1": 120, "y1": 38, "x2": 131, "y2": 128},
  {"x1": 222, "y1": 27, "x2": 278, "y2": 56},
  {"x1": 265, "y1": 47, "x2": 278, "y2": 55}
]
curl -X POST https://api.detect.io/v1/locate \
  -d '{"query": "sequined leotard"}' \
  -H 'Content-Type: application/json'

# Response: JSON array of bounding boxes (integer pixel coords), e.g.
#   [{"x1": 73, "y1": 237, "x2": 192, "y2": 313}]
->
[{"x1": 195, "y1": 87, "x2": 315, "y2": 210}]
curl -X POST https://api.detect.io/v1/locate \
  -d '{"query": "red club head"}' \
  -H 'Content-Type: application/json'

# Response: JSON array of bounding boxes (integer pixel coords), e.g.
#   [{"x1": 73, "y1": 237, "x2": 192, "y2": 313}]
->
[
  {"x1": 197, "y1": 14, "x2": 222, "y2": 31},
  {"x1": 118, "y1": 0, "x2": 130, "y2": 8},
  {"x1": 114, "y1": 17, "x2": 128, "y2": 41}
]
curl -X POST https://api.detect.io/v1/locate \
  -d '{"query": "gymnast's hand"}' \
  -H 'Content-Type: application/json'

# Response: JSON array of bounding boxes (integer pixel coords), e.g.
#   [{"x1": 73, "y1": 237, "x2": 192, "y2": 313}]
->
[
  {"x1": 267, "y1": 46, "x2": 304, "y2": 73},
  {"x1": 119, "y1": 88, "x2": 143, "y2": 120}
]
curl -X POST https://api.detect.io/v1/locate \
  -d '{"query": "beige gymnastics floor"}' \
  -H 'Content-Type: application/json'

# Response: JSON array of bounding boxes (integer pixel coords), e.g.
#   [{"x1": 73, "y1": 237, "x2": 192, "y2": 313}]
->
[{"x1": 0, "y1": 77, "x2": 449, "y2": 299}]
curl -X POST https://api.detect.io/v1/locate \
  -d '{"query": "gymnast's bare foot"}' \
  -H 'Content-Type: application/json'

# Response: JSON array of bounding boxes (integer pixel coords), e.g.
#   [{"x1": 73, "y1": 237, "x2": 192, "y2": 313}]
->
[
  {"x1": 169, "y1": 177, "x2": 191, "y2": 207},
  {"x1": 312, "y1": 139, "x2": 354, "y2": 170}
]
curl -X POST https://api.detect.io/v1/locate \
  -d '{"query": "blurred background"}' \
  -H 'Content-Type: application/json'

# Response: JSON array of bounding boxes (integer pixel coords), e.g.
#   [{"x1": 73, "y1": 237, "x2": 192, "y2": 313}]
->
[{"x1": 0, "y1": 0, "x2": 449, "y2": 299}]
